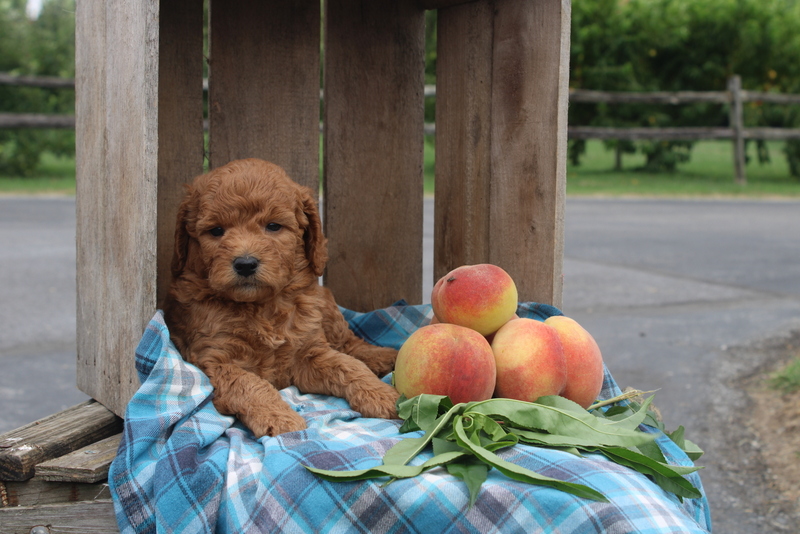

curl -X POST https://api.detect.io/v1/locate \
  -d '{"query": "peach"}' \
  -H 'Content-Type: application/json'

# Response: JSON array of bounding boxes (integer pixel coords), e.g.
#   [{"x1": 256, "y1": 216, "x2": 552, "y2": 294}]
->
[
  {"x1": 431, "y1": 264, "x2": 518, "y2": 336},
  {"x1": 545, "y1": 316, "x2": 604, "y2": 408},
  {"x1": 491, "y1": 318, "x2": 567, "y2": 402},
  {"x1": 394, "y1": 323, "x2": 496, "y2": 405}
]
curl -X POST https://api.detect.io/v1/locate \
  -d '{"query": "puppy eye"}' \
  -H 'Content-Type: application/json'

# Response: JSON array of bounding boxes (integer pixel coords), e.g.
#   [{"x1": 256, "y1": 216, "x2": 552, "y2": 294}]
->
[
  {"x1": 209, "y1": 227, "x2": 225, "y2": 237},
  {"x1": 266, "y1": 223, "x2": 282, "y2": 232}
]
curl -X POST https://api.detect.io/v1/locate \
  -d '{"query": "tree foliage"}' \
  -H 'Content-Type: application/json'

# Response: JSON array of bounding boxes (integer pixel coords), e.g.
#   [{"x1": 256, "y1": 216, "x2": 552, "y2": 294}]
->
[
  {"x1": 570, "y1": 0, "x2": 800, "y2": 174},
  {"x1": 0, "y1": 0, "x2": 75, "y2": 176}
]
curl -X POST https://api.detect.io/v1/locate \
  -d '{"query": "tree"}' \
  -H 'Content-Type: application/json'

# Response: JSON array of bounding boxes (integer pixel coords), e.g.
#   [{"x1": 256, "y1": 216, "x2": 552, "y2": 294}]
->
[{"x1": 0, "y1": 0, "x2": 75, "y2": 176}]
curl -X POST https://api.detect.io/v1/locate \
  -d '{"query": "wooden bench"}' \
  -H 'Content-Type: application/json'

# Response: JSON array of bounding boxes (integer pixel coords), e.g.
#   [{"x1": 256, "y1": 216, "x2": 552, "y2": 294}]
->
[{"x1": 0, "y1": 1, "x2": 570, "y2": 531}]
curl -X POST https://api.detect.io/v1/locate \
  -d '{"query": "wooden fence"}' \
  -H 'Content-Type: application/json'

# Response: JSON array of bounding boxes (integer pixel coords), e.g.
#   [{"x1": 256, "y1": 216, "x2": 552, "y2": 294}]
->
[{"x1": 3, "y1": 73, "x2": 800, "y2": 183}]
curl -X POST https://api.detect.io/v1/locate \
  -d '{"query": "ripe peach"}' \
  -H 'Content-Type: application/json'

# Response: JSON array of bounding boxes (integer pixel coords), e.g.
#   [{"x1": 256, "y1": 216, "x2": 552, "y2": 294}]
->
[
  {"x1": 431, "y1": 264, "x2": 518, "y2": 336},
  {"x1": 545, "y1": 316, "x2": 604, "y2": 408},
  {"x1": 491, "y1": 318, "x2": 567, "y2": 402},
  {"x1": 394, "y1": 323, "x2": 496, "y2": 405}
]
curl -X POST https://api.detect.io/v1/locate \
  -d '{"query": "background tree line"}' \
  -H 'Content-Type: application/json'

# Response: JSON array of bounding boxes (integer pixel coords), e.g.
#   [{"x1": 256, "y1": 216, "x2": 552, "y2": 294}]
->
[{"x1": 2, "y1": 0, "x2": 800, "y2": 176}]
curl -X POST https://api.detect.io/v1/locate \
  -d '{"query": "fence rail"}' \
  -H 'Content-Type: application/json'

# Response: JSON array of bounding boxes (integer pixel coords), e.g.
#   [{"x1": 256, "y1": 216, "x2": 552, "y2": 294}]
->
[{"x1": 3, "y1": 73, "x2": 800, "y2": 183}]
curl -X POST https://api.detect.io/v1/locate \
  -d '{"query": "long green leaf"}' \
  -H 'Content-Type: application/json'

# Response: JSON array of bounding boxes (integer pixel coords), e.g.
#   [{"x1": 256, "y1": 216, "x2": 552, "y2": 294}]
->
[
  {"x1": 466, "y1": 397, "x2": 654, "y2": 448},
  {"x1": 596, "y1": 447, "x2": 702, "y2": 500},
  {"x1": 304, "y1": 450, "x2": 466, "y2": 482},
  {"x1": 453, "y1": 417, "x2": 608, "y2": 502}
]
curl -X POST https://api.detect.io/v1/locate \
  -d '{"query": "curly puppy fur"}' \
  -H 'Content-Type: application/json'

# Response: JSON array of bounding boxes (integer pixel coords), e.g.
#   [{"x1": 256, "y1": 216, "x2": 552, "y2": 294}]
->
[{"x1": 163, "y1": 158, "x2": 399, "y2": 437}]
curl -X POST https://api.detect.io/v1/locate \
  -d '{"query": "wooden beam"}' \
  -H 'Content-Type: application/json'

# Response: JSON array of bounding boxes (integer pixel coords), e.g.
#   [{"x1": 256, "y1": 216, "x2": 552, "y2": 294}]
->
[
  {"x1": 36, "y1": 434, "x2": 121, "y2": 484},
  {"x1": 1, "y1": 478, "x2": 110, "y2": 508},
  {"x1": 0, "y1": 499, "x2": 117, "y2": 534},
  {"x1": 323, "y1": 0, "x2": 426, "y2": 311},
  {"x1": 0, "y1": 401, "x2": 121, "y2": 482},
  {"x1": 208, "y1": 0, "x2": 321, "y2": 191},
  {"x1": 76, "y1": 0, "x2": 161, "y2": 417}
]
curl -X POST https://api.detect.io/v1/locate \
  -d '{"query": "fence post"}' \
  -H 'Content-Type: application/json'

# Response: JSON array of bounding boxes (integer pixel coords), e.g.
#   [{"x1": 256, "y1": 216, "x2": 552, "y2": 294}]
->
[{"x1": 728, "y1": 75, "x2": 746, "y2": 185}]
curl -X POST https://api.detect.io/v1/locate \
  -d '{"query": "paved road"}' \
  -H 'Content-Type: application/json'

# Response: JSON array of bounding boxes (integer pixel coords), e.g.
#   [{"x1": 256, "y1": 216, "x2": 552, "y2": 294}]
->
[{"x1": 2, "y1": 195, "x2": 799, "y2": 532}]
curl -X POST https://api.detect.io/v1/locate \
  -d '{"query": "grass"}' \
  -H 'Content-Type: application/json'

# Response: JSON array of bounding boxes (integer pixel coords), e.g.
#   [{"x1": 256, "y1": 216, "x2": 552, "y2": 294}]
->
[
  {"x1": 0, "y1": 152, "x2": 76, "y2": 195},
  {"x1": 770, "y1": 357, "x2": 800, "y2": 394},
  {"x1": 566, "y1": 140, "x2": 800, "y2": 197},
  {"x1": 3, "y1": 140, "x2": 800, "y2": 198}
]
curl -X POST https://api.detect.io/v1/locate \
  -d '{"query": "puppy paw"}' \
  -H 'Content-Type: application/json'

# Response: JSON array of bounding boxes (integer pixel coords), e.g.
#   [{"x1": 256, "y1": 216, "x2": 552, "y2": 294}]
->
[
  {"x1": 242, "y1": 408, "x2": 307, "y2": 438},
  {"x1": 349, "y1": 381, "x2": 400, "y2": 420},
  {"x1": 355, "y1": 346, "x2": 398, "y2": 377}
]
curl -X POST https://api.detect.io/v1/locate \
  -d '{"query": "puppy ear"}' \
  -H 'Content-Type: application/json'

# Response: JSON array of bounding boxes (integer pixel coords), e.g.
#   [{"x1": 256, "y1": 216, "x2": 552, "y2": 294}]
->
[
  {"x1": 171, "y1": 185, "x2": 197, "y2": 278},
  {"x1": 299, "y1": 188, "x2": 328, "y2": 277}
]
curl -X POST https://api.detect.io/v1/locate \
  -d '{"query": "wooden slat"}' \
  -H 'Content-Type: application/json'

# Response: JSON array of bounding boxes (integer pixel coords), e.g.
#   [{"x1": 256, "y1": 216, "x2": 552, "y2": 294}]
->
[
  {"x1": 323, "y1": 0, "x2": 426, "y2": 311},
  {"x1": 434, "y1": 0, "x2": 570, "y2": 308},
  {"x1": 433, "y1": 1, "x2": 494, "y2": 281},
  {"x1": 487, "y1": 0, "x2": 569, "y2": 308},
  {"x1": 0, "y1": 401, "x2": 121, "y2": 482},
  {"x1": 76, "y1": 0, "x2": 161, "y2": 417},
  {"x1": 208, "y1": 0, "x2": 321, "y2": 190},
  {"x1": 0, "y1": 72, "x2": 75, "y2": 88},
  {"x1": 568, "y1": 126, "x2": 737, "y2": 140},
  {"x1": 417, "y1": 0, "x2": 480, "y2": 8},
  {"x1": 36, "y1": 434, "x2": 121, "y2": 484},
  {"x1": 0, "y1": 499, "x2": 117, "y2": 534},
  {"x1": 157, "y1": 0, "x2": 205, "y2": 307},
  {"x1": 1, "y1": 479, "x2": 110, "y2": 508}
]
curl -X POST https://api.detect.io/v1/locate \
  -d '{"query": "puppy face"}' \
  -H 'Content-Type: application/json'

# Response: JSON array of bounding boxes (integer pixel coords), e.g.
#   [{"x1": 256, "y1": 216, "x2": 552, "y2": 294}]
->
[{"x1": 173, "y1": 159, "x2": 327, "y2": 302}]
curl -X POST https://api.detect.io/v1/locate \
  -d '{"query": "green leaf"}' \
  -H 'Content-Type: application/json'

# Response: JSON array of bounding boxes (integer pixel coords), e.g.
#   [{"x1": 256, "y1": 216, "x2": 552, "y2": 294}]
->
[
  {"x1": 446, "y1": 458, "x2": 489, "y2": 509},
  {"x1": 397, "y1": 394, "x2": 453, "y2": 433},
  {"x1": 467, "y1": 397, "x2": 655, "y2": 449},
  {"x1": 304, "y1": 450, "x2": 466, "y2": 482},
  {"x1": 596, "y1": 447, "x2": 703, "y2": 500},
  {"x1": 453, "y1": 416, "x2": 608, "y2": 502}
]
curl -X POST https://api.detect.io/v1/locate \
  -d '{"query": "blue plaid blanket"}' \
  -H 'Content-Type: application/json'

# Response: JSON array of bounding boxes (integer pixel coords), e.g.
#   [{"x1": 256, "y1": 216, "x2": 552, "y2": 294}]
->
[{"x1": 109, "y1": 302, "x2": 712, "y2": 534}]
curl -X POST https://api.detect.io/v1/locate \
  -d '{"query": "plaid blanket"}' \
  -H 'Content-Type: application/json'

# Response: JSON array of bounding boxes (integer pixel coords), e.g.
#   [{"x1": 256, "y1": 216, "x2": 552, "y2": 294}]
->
[{"x1": 109, "y1": 302, "x2": 712, "y2": 534}]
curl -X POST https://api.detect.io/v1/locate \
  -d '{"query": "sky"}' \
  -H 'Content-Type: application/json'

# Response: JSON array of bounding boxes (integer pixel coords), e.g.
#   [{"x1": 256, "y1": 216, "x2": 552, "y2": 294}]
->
[{"x1": 26, "y1": 0, "x2": 42, "y2": 19}]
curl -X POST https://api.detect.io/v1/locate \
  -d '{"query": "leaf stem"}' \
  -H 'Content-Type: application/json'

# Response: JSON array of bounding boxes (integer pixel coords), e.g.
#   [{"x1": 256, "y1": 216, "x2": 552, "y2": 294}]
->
[{"x1": 588, "y1": 389, "x2": 659, "y2": 411}]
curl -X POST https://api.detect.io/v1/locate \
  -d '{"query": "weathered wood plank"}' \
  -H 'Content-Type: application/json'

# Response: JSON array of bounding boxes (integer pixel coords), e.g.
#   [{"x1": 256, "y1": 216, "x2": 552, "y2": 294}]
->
[
  {"x1": 0, "y1": 401, "x2": 121, "y2": 482},
  {"x1": 417, "y1": 0, "x2": 479, "y2": 9},
  {"x1": 208, "y1": 0, "x2": 320, "y2": 190},
  {"x1": 433, "y1": 1, "x2": 494, "y2": 282},
  {"x1": 1, "y1": 479, "x2": 110, "y2": 508},
  {"x1": 487, "y1": 0, "x2": 570, "y2": 307},
  {"x1": 157, "y1": 0, "x2": 205, "y2": 307},
  {"x1": 323, "y1": 0, "x2": 426, "y2": 311},
  {"x1": 36, "y1": 434, "x2": 121, "y2": 484},
  {"x1": 76, "y1": 0, "x2": 161, "y2": 417},
  {"x1": 0, "y1": 499, "x2": 117, "y2": 534}
]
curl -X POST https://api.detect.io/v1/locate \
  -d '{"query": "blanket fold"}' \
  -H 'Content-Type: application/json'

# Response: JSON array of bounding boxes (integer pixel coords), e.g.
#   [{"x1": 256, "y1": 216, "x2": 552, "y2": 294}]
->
[{"x1": 109, "y1": 302, "x2": 711, "y2": 534}]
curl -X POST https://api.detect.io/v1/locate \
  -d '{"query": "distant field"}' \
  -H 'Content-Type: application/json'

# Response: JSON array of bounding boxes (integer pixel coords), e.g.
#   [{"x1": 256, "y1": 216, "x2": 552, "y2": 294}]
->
[
  {"x1": 565, "y1": 140, "x2": 800, "y2": 197},
  {"x1": 2, "y1": 139, "x2": 800, "y2": 198}
]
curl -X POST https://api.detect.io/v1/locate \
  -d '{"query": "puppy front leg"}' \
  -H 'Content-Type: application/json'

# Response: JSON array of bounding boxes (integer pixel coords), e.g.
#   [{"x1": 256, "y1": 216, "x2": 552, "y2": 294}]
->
[
  {"x1": 200, "y1": 360, "x2": 307, "y2": 438},
  {"x1": 292, "y1": 347, "x2": 400, "y2": 420},
  {"x1": 317, "y1": 288, "x2": 397, "y2": 377}
]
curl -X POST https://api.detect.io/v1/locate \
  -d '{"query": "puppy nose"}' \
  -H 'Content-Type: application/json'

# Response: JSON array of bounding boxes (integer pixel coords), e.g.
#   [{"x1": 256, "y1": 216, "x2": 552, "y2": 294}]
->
[{"x1": 233, "y1": 256, "x2": 259, "y2": 277}]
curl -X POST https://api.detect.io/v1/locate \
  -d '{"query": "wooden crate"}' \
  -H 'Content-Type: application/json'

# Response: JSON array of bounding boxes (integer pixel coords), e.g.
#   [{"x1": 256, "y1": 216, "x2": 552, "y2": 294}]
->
[{"x1": 1, "y1": 0, "x2": 570, "y2": 531}]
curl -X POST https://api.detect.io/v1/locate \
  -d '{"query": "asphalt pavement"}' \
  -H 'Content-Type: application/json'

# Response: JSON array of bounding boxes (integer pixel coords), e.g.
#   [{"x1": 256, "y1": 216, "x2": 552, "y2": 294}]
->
[{"x1": 2, "y1": 195, "x2": 799, "y2": 532}]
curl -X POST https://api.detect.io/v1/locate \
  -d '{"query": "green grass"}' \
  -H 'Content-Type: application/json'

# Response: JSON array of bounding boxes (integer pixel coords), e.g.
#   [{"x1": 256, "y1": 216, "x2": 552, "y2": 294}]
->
[
  {"x1": 3, "y1": 139, "x2": 800, "y2": 198},
  {"x1": 0, "y1": 152, "x2": 76, "y2": 195},
  {"x1": 567, "y1": 140, "x2": 800, "y2": 197},
  {"x1": 770, "y1": 357, "x2": 800, "y2": 394}
]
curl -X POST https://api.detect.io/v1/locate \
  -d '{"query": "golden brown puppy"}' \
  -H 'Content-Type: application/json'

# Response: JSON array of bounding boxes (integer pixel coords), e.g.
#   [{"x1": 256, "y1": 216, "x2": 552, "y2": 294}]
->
[{"x1": 163, "y1": 158, "x2": 399, "y2": 437}]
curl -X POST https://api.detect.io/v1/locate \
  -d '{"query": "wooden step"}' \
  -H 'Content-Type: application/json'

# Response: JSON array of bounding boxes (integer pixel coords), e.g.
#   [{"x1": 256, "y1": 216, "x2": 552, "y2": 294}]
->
[
  {"x1": 0, "y1": 401, "x2": 122, "y2": 482},
  {"x1": 36, "y1": 434, "x2": 121, "y2": 484}
]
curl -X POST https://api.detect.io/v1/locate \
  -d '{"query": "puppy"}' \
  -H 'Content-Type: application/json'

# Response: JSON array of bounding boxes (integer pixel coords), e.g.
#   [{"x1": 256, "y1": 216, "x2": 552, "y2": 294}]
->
[{"x1": 163, "y1": 158, "x2": 399, "y2": 437}]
